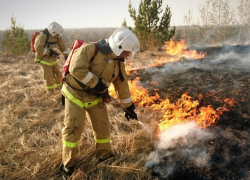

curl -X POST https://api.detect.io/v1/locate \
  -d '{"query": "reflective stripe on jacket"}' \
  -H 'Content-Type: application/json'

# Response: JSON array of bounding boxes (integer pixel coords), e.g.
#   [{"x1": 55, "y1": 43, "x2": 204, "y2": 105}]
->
[{"x1": 35, "y1": 59, "x2": 57, "y2": 66}]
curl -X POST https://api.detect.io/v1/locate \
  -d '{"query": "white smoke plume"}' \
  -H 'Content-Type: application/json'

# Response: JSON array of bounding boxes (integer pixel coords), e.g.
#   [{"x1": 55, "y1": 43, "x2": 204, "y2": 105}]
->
[{"x1": 145, "y1": 121, "x2": 214, "y2": 179}]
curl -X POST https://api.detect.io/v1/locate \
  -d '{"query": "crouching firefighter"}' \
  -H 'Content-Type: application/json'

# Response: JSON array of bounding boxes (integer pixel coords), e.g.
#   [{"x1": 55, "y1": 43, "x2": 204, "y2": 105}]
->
[
  {"x1": 34, "y1": 22, "x2": 69, "y2": 92},
  {"x1": 61, "y1": 27, "x2": 140, "y2": 177}
]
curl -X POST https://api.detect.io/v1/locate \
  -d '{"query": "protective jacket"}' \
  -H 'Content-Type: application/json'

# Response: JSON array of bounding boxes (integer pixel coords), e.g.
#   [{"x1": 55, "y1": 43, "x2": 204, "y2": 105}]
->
[
  {"x1": 34, "y1": 29, "x2": 68, "y2": 91},
  {"x1": 62, "y1": 39, "x2": 133, "y2": 108},
  {"x1": 34, "y1": 29, "x2": 68, "y2": 63}
]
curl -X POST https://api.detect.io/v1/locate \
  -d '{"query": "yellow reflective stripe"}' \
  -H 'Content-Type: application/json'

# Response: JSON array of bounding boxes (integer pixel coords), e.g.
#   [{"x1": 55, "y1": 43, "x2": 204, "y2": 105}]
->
[
  {"x1": 62, "y1": 86, "x2": 85, "y2": 108},
  {"x1": 46, "y1": 85, "x2": 56, "y2": 89},
  {"x1": 55, "y1": 83, "x2": 62, "y2": 87},
  {"x1": 35, "y1": 59, "x2": 57, "y2": 66},
  {"x1": 63, "y1": 140, "x2": 79, "y2": 148},
  {"x1": 62, "y1": 85, "x2": 102, "y2": 108},
  {"x1": 95, "y1": 136, "x2": 110, "y2": 144},
  {"x1": 46, "y1": 83, "x2": 61, "y2": 89},
  {"x1": 84, "y1": 98, "x2": 102, "y2": 108}
]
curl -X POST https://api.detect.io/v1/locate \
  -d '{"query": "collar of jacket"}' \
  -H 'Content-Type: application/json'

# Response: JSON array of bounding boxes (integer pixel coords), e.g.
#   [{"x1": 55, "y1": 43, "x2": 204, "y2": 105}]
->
[
  {"x1": 97, "y1": 39, "x2": 113, "y2": 54},
  {"x1": 42, "y1": 28, "x2": 50, "y2": 36}
]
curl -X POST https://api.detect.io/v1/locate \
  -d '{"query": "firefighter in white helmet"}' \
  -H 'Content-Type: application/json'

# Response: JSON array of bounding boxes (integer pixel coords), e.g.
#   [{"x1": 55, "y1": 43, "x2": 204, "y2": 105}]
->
[
  {"x1": 34, "y1": 22, "x2": 69, "y2": 92},
  {"x1": 61, "y1": 26, "x2": 140, "y2": 177}
]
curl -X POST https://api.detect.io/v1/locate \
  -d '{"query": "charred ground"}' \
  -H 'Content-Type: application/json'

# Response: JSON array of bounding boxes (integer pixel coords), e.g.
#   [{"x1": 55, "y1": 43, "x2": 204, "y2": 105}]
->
[{"x1": 129, "y1": 45, "x2": 250, "y2": 180}]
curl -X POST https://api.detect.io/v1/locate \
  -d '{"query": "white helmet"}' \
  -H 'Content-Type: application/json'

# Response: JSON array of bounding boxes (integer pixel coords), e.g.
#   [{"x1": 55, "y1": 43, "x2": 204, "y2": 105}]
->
[
  {"x1": 47, "y1": 22, "x2": 64, "y2": 36},
  {"x1": 109, "y1": 27, "x2": 140, "y2": 56}
]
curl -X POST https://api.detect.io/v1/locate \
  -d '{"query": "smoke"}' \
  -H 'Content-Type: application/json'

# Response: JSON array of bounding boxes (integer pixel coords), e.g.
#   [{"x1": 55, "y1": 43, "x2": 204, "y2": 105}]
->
[
  {"x1": 139, "y1": 45, "x2": 250, "y2": 179},
  {"x1": 145, "y1": 121, "x2": 214, "y2": 179},
  {"x1": 145, "y1": 46, "x2": 250, "y2": 85}
]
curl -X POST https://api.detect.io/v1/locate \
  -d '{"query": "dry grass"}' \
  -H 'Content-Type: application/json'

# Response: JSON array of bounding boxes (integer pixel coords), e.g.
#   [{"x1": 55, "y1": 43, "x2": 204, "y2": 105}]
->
[
  {"x1": 0, "y1": 52, "x2": 159, "y2": 180},
  {"x1": 2, "y1": 45, "x2": 250, "y2": 180}
]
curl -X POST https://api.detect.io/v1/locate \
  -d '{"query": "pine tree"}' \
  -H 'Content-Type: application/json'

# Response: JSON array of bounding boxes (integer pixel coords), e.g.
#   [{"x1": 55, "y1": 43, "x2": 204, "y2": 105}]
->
[
  {"x1": 122, "y1": 19, "x2": 128, "y2": 27},
  {"x1": 1, "y1": 15, "x2": 30, "y2": 56},
  {"x1": 128, "y1": 0, "x2": 175, "y2": 50}
]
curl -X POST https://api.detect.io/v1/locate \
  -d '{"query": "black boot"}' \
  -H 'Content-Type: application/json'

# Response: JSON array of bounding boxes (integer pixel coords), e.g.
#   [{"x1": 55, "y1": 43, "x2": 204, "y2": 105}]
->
[{"x1": 62, "y1": 165, "x2": 75, "y2": 179}]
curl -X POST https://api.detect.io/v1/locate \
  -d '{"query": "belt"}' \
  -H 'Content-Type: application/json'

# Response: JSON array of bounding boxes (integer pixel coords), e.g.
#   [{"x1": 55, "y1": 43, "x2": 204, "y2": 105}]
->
[{"x1": 62, "y1": 85, "x2": 102, "y2": 108}]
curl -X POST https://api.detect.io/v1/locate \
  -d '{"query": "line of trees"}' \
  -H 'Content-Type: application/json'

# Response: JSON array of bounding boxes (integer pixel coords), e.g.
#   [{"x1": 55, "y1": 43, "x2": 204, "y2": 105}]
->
[
  {"x1": 1, "y1": 0, "x2": 250, "y2": 56},
  {"x1": 178, "y1": 0, "x2": 250, "y2": 46}
]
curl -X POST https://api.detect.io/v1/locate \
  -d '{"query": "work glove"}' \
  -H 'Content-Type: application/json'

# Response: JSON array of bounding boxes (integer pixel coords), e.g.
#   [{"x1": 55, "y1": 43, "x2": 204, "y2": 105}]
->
[
  {"x1": 93, "y1": 78, "x2": 108, "y2": 93},
  {"x1": 125, "y1": 103, "x2": 138, "y2": 121},
  {"x1": 49, "y1": 49, "x2": 59, "y2": 57}
]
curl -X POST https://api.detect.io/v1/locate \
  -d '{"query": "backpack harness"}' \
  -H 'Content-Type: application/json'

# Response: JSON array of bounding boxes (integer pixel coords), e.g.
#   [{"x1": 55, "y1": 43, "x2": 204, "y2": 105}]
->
[
  {"x1": 62, "y1": 39, "x2": 125, "y2": 94},
  {"x1": 31, "y1": 29, "x2": 58, "y2": 60}
]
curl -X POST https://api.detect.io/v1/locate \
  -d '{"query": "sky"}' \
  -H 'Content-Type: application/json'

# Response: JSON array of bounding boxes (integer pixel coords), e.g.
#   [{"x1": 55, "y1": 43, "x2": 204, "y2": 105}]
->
[{"x1": 0, "y1": 0, "x2": 240, "y2": 30}]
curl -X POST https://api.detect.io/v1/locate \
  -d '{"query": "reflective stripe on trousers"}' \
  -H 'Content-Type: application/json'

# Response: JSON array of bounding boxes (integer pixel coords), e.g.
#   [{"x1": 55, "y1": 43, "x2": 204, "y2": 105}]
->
[
  {"x1": 63, "y1": 140, "x2": 79, "y2": 148},
  {"x1": 62, "y1": 85, "x2": 102, "y2": 108},
  {"x1": 94, "y1": 136, "x2": 110, "y2": 144},
  {"x1": 63, "y1": 136, "x2": 111, "y2": 148}
]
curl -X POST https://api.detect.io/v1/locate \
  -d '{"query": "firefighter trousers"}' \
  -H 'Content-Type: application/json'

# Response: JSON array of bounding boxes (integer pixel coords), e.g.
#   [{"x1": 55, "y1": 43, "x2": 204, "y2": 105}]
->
[
  {"x1": 40, "y1": 63, "x2": 62, "y2": 91},
  {"x1": 62, "y1": 97, "x2": 112, "y2": 168}
]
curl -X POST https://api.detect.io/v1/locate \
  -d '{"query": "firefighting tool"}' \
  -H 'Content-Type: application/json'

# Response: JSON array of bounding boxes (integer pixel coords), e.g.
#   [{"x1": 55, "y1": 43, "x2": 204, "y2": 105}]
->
[{"x1": 109, "y1": 95, "x2": 139, "y2": 121}]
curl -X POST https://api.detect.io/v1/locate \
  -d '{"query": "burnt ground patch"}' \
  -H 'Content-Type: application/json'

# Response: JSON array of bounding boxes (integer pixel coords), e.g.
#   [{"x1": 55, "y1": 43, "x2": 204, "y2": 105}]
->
[{"x1": 129, "y1": 45, "x2": 250, "y2": 180}]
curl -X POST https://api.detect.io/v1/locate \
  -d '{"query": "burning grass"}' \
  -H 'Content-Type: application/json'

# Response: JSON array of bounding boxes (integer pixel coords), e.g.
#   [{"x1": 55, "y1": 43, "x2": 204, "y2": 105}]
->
[{"x1": 1, "y1": 41, "x2": 250, "y2": 180}]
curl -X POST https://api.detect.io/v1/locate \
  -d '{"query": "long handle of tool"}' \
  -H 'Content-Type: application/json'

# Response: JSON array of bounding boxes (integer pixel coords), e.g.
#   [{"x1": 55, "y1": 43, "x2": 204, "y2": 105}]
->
[{"x1": 109, "y1": 96, "x2": 129, "y2": 113}]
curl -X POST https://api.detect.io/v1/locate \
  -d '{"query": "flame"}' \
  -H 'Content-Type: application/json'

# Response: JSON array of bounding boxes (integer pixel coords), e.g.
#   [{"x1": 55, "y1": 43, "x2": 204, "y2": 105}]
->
[
  {"x1": 165, "y1": 39, "x2": 205, "y2": 59},
  {"x1": 109, "y1": 78, "x2": 234, "y2": 133},
  {"x1": 126, "y1": 39, "x2": 206, "y2": 75},
  {"x1": 108, "y1": 39, "x2": 233, "y2": 134}
]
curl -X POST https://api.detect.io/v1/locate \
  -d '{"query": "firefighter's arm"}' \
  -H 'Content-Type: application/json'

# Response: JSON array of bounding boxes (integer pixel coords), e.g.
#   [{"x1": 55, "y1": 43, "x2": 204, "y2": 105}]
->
[
  {"x1": 69, "y1": 43, "x2": 99, "y2": 88},
  {"x1": 58, "y1": 36, "x2": 69, "y2": 59},
  {"x1": 113, "y1": 72, "x2": 137, "y2": 120},
  {"x1": 34, "y1": 34, "x2": 47, "y2": 60},
  {"x1": 113, "y1": 63, "x2": 133, "y2": 108}
]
